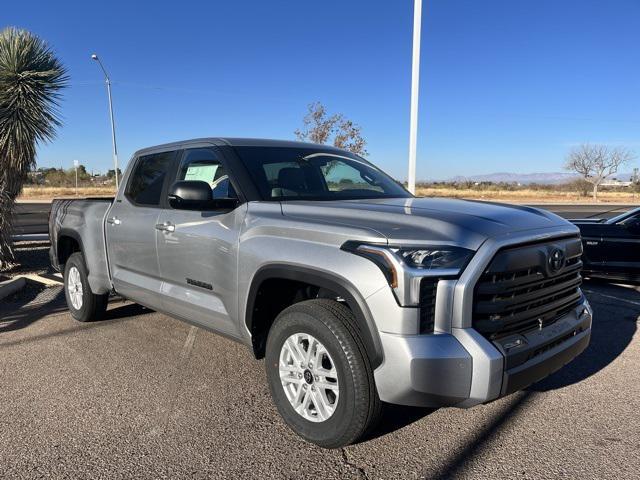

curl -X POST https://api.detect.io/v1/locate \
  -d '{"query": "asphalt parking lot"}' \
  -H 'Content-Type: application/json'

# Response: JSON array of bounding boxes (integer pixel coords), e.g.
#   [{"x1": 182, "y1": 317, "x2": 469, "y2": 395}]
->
[{"x1": 0, "y1": 279, "x2": 638, "y2": 479}]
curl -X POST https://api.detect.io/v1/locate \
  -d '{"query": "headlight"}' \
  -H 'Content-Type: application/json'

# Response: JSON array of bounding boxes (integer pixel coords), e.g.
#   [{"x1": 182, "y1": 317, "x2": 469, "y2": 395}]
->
[
  {"x1": 392, "y1": 247, "x2": 473, "y2": 271},
  {"x1": 341, "y1": 242, "x2": 474, "y2": 307}
]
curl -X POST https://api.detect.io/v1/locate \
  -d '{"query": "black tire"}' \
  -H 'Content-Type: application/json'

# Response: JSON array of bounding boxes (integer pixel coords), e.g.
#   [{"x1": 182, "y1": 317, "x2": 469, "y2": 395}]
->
[
  {"x1": 265, "y1": 299, "x2": 381, "y2": 448},
  {"x1": 64, "y1": 252, "x2": 108, "y2": 322}
]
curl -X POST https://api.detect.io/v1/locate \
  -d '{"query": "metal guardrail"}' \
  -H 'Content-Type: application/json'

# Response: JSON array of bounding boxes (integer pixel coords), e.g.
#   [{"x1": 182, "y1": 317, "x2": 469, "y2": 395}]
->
[{"x1": 13, "y1": 202, "x2": 50, "y2": 236}]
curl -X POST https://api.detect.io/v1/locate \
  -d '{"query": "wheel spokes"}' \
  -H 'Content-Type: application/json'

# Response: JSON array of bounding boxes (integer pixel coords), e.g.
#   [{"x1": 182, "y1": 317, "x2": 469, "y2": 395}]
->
[
  {"x1": 278, "y1": 332, "x2": 340, "y2": 423},
  {"x1": 67, "y1": 266, "x2": 84, "y2": 310}
]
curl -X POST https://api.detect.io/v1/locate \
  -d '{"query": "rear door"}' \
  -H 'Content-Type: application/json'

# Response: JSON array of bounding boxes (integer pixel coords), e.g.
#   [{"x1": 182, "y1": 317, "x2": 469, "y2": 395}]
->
[
  {"x1": 106, "y1": 150, "x2": 176, "y2": 307},
  {"x1": 156, "y1": 146, "x2": 246, "y2": 337}
]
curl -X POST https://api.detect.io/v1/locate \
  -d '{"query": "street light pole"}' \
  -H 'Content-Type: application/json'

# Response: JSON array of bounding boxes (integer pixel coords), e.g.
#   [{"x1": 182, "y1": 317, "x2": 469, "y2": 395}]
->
[
  {"x1": 91, "y1": 54, "x2": 119, "y2": 191},
  {"x1": 408, "y1": 0, "x2": 423, "y2": 194}
]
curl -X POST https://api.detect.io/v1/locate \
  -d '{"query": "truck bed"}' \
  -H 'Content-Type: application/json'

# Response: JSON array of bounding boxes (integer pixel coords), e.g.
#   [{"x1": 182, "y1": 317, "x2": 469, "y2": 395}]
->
[{"x1": 49, "y1": 197, "x2": 114, "y2": 294}]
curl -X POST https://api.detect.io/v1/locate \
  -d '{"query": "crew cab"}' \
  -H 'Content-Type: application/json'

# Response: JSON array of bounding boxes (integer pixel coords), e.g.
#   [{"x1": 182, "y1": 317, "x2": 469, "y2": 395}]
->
[
  {"x1": 572, "y1": 207, "x2": 640, "y2": 284},
  {"x1": 49, "y1": 138, "x2": 593, "y2": 448}
]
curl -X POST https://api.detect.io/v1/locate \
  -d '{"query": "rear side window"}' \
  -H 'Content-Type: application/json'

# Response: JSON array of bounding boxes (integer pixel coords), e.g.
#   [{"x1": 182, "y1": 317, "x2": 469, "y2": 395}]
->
[{"x1": 127, "y1": 151, "x2": 174, "y2": 206}]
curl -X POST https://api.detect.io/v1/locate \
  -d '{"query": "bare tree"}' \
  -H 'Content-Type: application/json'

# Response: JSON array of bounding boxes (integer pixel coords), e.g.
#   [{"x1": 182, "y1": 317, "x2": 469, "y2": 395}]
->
[
  {"x1": 295, "y1": 102, "x2": 368, "y2": 156},
  {"x1": 564, "y1": 144, "x2": 635, "y2": 200},
  {"x1": 0, "y1": 28, "x2": 67, "y2": 269}
]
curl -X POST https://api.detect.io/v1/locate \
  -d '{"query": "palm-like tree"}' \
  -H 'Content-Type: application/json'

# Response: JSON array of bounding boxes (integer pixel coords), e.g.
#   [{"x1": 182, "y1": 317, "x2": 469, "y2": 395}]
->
[{"x1": 0, "y1": 27, "x2": 67, "y2": 269}]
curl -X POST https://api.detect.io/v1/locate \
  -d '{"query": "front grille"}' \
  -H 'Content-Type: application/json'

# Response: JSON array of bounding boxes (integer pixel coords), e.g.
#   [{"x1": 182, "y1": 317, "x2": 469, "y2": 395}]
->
[
  {"x1": 419, "y1": 279, "x2": 437, "y2": 334},
  {"x1": 473, "y1": 236, "x2": 583, "y2": 339}
]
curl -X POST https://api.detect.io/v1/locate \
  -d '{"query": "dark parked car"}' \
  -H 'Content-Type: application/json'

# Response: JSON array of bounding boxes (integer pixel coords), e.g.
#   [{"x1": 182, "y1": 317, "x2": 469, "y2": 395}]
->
[{"x1": 573, "y1": 207, "x2": 640, "y2": 284}]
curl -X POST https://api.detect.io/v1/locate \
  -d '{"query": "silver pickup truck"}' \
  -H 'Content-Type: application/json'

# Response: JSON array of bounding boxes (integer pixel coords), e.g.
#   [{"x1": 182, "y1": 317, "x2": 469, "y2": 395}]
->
[{"x1": 49, "y1": 138, "x2": 592, "y2": 448}]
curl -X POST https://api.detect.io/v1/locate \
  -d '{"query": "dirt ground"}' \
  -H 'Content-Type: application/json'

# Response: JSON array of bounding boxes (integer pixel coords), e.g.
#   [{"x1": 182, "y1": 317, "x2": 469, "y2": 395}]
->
[
  {"x1": 19, "y1": 186, "x2": 116, "y2": 199},
  {"x1": 18, "y1": 185, "x2": 640, "y2": 204},
  {"x1": 414, "y1": 187, "x2": 640, "y2": 204}
]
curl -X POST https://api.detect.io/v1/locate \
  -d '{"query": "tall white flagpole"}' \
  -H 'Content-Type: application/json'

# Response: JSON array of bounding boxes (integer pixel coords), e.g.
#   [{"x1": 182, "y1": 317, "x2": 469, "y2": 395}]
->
[{"x1": 408, "y1": 0, "x2": 422, "y2": 194}]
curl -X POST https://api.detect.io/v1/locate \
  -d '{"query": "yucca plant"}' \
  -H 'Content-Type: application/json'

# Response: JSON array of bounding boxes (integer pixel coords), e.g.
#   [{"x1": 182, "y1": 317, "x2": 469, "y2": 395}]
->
[{"x1": 0, "y1": 27, "x2": 67, "y2": 269}]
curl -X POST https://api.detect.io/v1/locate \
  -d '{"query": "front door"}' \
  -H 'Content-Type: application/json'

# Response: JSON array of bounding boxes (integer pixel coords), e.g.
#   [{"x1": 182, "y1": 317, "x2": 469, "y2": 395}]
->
[
  {"x1": 106, "y1": 150, "x2": 176, "y2": 307},
  {"x1": 601, "y1": 213, "x2": 640, "y2": 279},
  {"x1": 156, "y1": 147, "x2": 246, "y2": 337}
]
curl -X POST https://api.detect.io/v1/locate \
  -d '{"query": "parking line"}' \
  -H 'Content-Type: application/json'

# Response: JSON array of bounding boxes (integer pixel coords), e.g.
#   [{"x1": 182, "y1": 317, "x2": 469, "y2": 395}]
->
[
  {"x1": 151, "y1": 326, "x2": 199, "y2": 436},
  {"x1": 583, "y1": 289, "x2": 640, "y2": 307}
]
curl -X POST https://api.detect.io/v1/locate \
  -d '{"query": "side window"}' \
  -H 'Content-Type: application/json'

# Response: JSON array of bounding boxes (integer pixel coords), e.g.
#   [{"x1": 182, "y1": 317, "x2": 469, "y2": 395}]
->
[
  {"x1": 127, "y1": 151, "x2": 174, "y2": 206},
  {"x1": 321, "y1": 160, "x2": 383, "y2": 192},
  {"x1": 177, "y1": 148, "x2": 237, "y2": 200},
  {"x1": 263, "y1": 161, "x2": 307, "y2": 197},
  {"x1": 621, "y1": 211, "x2": 640, "y2": 226}
]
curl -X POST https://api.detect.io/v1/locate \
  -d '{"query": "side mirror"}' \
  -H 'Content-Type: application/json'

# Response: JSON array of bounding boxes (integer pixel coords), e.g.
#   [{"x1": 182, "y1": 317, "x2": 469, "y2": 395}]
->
[
  {"x1": 168, "y1": 181, "x2": 239, "y2": 211},
  {"x1": 168, "y1": 180, "x2": 212, "y2": 209}
]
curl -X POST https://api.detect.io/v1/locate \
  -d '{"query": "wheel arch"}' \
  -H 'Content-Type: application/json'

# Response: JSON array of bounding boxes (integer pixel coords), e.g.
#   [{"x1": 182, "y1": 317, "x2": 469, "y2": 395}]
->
[
  {"x1": 245, "y1": 264, "x2": 384, "y2": 369},
  {"x1": 56, "y1": 228, "x2": 86, "y2": 270}
]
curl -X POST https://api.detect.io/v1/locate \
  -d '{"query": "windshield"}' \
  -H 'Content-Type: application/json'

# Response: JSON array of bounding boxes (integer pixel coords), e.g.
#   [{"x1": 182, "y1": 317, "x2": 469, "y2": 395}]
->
[
  {"x1": 606, "y1": 207, "x2": 640, "y2": 224},
  {"x1": 233, "y1": 146, "x2": 411, "y2": 201}
]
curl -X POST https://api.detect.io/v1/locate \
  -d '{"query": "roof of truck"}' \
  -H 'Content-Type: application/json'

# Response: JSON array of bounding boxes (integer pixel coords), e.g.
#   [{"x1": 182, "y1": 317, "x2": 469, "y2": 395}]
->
[{"x1": 133, "y1": 137, "x2": 346, "y2": 156}]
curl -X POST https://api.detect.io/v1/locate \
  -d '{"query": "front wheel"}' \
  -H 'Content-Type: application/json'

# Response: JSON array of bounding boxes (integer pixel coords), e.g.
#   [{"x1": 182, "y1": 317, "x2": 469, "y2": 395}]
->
[
  {"x1": 265, "y1": 299, "x2": 381, "y2": 448},
  {"x1": 64, "y1": 252, "x2": 108, "y2": 322}
]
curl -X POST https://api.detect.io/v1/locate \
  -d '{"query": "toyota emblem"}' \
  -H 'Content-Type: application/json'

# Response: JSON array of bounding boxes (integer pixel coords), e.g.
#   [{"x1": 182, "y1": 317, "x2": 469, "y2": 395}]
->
[{"x1": 549, "y1": 248, "x2": 566, "y2": 273}]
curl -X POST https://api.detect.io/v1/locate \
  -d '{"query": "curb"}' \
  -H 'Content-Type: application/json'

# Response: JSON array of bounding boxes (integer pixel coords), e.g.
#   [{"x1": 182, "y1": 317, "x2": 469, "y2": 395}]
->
[
  {"x1": 0, "y1": 277, "x2": 27, "y2": 301},
  {"x1": 12, "y1": 234, "x2": 49, "y2": 242},
  {"x1": 20, "y1": 273, "x2": 63, "y2": 287}
]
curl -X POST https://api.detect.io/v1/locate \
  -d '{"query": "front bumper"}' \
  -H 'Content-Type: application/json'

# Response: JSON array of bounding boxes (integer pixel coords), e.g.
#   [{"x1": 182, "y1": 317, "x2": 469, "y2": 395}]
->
[
  {"x1": 495, "y1": 302, "x2": 591, "y2": 396},
  {"x1": 374, "y1": 300, "x2": 592, "y2": 408}
]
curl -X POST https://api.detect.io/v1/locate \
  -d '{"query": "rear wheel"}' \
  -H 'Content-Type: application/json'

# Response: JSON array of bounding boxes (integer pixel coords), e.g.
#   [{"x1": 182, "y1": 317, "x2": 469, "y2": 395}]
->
[
  {"x1": 64, "y1": 252, "x2": 108, "y2": 322},
  {"x1": 265, "y1": 299, "x2": 381, "y2": 448}
]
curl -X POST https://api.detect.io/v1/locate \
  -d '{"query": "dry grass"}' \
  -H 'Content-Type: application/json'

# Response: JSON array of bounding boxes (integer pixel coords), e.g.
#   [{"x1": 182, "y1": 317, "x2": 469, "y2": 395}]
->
[
  {"x1": 17, "y1": 185, "x2": 640, "y2": 204},
  {"x1": 19, "y1": 186, "x2": 116, "y2": 200},
  {"x1": 415, "y1": 187, "x2": 640, "y2": 204}
]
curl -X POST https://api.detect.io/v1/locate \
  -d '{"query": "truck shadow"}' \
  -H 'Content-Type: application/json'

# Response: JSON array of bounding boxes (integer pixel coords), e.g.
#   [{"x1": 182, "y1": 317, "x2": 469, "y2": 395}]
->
[
  {"x1": 529, "y1": 280, "x2": 638, "y2": 392},
  {"x1": 359, "y1": 404, "x2": 436, "y2": 443},
  {"x1": 0, "y1": 283, "x2": 66, "y2": 333},
  {"x1": 0, "y1": 303, "x2": 150, "y2": 350},
  {"x1": 1, "y1": 288, "x2": 149, "y2": 335}
]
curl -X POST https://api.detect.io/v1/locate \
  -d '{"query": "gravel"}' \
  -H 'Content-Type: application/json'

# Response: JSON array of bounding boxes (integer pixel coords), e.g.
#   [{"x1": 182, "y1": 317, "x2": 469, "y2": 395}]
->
[
  {"x1": 0, "y1": 241, "x2": 62, "y2": 310},
  {"x1": 5, "y1": 240, "x2": 52, "y2": 276}
]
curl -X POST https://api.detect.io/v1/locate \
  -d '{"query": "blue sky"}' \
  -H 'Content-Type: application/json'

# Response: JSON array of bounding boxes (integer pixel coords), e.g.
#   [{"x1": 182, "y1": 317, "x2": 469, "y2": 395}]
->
[{"x1": 4, "y1": 0, "x2": 640, "y2": 180}]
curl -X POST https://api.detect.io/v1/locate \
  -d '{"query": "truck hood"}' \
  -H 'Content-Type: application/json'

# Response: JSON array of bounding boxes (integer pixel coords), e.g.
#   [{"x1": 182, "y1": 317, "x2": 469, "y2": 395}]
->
[{"x1": 281, "y1": 197, "x2": 575, "y2": 250}]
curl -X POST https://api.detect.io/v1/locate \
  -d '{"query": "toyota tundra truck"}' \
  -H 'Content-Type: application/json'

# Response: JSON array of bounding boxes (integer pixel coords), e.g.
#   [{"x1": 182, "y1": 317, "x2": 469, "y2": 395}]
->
[{"x1": 49, "y1": 138, "x2": 593, "y2": 448}]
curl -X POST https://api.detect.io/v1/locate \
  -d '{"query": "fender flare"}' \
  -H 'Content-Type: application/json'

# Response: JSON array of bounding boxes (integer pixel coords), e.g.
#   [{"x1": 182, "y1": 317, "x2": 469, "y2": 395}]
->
[
  {"x1": 246, "y1": 264, "x2": 384, "y2": 369},
  {"x1": 55, "y1": 228, "x2": 86, "y2": 270}
]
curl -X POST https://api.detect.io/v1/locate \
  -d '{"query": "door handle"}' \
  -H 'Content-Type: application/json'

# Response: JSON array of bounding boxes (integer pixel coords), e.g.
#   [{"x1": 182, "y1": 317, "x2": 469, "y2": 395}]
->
[
  {"x1": 155, "y1": 222, "x2": 175, "y2": 232},
  {"x1": 107, "y1": 217, "x2": 121, "y2": 225}
]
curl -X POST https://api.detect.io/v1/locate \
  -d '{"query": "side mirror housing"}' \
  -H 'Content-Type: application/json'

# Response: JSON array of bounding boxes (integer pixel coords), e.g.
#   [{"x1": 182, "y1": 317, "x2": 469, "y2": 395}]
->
[
  {"x1": 168, "y1": 180, "x2": 212, "y2": 209},
  {"x1": 168, "y1": 181, "x2": 239, "y2": 210}
]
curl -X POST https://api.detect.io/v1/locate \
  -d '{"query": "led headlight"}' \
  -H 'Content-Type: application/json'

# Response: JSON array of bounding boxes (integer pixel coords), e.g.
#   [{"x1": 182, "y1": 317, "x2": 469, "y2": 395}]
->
[
  {"x1": 342, "y1": 241, "x2": 474, "y2": 307},
  {"x1": 392, "y1": 247, "x2": 473, "y2": 271}
]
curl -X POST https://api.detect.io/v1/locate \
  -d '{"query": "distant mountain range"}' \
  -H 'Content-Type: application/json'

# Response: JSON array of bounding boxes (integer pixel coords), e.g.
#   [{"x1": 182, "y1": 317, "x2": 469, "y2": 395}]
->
[{"x1": 447, "y1": 171, "x2": 636, "y2": 185}]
